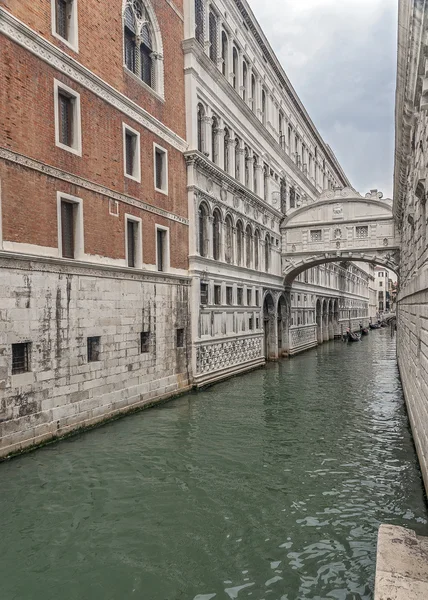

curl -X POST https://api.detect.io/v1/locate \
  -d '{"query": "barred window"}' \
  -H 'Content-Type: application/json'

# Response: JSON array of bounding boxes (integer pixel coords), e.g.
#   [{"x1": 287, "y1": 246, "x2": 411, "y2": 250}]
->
[
  {"x1": 195, "y1": 0, "x2": 204, "y2": 45},
  {"x1": 87, "y1": 337, "x2": 100, "y2": 362},
  {"x1": 209, "y1": 11, "x2": 218, "y2": 63},
  {"x1": 356, "y1": 226, "x2": 369, "y2": 239},
  {"x1": 58, "y1": 91, "x2": 73, "y2": 148},
  {"x1": 310, "y1": 229, "x2": 322, "y2": 242},
  {"x1": 12, "y1": 343, "x2": 31, "y2": 375},
  {"x1": 140, "y1": 332, "x2": 150, "y2": 353}
]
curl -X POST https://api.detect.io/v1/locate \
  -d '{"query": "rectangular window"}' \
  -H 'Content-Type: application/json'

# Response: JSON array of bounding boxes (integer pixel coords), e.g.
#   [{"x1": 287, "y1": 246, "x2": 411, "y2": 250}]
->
[
  {"x1": 127, "y1": 219, "x2": 137, "y2": 267},
  {"x1": 379, "y1": 281, "x2": 383, "y2": 287},
  {"x1": 87, "y1": 336, "x2": 100, "y2": 362},
  {"x1": 200, "y1": 282, "x2": 209, "y2": 305},
  {"x1": 176, "y1": 328, "x2": 184, "y2": 348},
  {"x1": 154, "y1": 145, "x2": 168, "y2": 194},
  {"x1": 214, "y1": 285, "x2": 221, "y2": 305},
  {"x1": 140, "y1": 332, "x2": 150, "y2": 353},
  {"x1": 226, "y1": 286, "x2": 233, "y2": 306},
  {"x1": 249, "y1": 317, "x2": 254, "y2": 331},
  {"x1": 237, "y1": 288, "x2": 243, "y2": 306},
  {"x1": 58, "y1": 91, "x2": 73, "y2": 147},
  {"x1": 123, "y1": 125, "x2": 141, "y2": 182},
  {"x1": 256, "y1": 317, "x2": 260, "y2": 330},
  {"x1": 356, "y1": 226, "x2": 368, "y2": 239},
  {"x1": 310, "y1": 229, "x2": 322, "y2": 242},
  {"x1": 156, "y1": 227, "x2": 168, "y2": 272},
  {"x1": 58, "y1": 193, "x2": 83, "y2": 260},
  {"x1": 12, "y1": 343, "x2": 31, "y2": 375},
  {"x1": 247, "y1": 289, "x2": 252, "y2": 306},
  {"x1": 255, "y1": 290, "x2": 260, "y2": 306},
  {"x1": 124, "y1": 215, "x2": 142, "y2": 269}
]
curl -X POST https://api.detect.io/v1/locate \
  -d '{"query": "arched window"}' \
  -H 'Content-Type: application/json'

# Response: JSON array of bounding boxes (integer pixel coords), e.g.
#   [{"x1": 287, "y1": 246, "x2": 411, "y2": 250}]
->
[
  {"x1": 251, "y1": 74, "x2": 256, "y2": 111},
  {"x1": 197, "y1": 103, "x2": 205, "y2": 153},
  {"x1": 225, "y1": 215, "x2": 233, "y2": 264},
  {"x1": 221, "y1": 31, "x2": 228, "y2": 76},
  {"x1": 212, "y1": 116, "x2": 218, "y2": 164},
  {"x1": 254, "y1": 230, "x2": 260, "y2": 270},
  {"x1": 263, "y1": 164, "x2": 269, "y2": 201},
  {"x1": 288, "y1": 125, "x2": 292, "y2": 150},
  {"x1": 242, "y1": 61, "x2": 248, "y2": 101},
  {"x1": 236, "y1": 221, "x2": 244, "y2": 266},
  {"x1": 195, "y1": 0, "x2": 204, "y2": 45},
  {"x1": 224, "y1": 127, "x2": 230, "y2": 172},
  {"x1": 213, "y1": 209, "x2": 221, "y2": 261},
  {"x1": 235, "y1": 137, "x2": 240, "y2": 180},
  {"x1": 123, "y1": 1, "x2": 160, "y2": 92},
  {"x1": 232, "y1": 47, "x2": 238, "y2": 90},
  {"x1": 209, "y1": 10, "x2": 218, "y2": 63},
  {"x1": 245, "y1": 225, "x2": 253, "y2": 269},
  {"x1": 140, "y1": 24, "x2": 153, "y2": 87},
  {"x1": 265, "y1": 234, "x2": 270, "y2": 272},
  {"x1": 245, "y1": 146, "x2": 250, "y2": 188},
  {"x1": 261, "y1": 89, "x2": 266, "y2": 125},
  {"x1": 253, "y1": 154, "x2": 258, "y2": 194},
  {"x1": 198, "y1": 203, "x2": 209, "y2": 257}
]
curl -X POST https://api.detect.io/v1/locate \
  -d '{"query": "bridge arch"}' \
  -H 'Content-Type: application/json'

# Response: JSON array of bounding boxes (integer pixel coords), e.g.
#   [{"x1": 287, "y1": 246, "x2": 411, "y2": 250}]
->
[{"x1": 281, "y1": 187, "x2": 400, "y2": 286}]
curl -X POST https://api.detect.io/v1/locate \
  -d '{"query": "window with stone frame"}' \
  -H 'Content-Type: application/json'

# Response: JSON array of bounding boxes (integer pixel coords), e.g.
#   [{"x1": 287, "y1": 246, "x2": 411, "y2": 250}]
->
[
  {"x1": 53, "y1": 0, "x2": 78, "y2": 48},
  {"x1": 209, "y1": 10, "x2": 218, "y2": 63},
  {"x1": 197, "y1": 103, "x2": 206, "y2": 153},
  {"x1": 212, "y1": 209, "x2": 221, "y2": 261},
  {"x1": 245, "y1": 225, "x2": 253, "y2": 268},
  {"x1": 356, "y1": 226, "x2": 369, "y2": 239},
  {"x1": 221, "y1": 31, "x2": 228, "y2": 76},
  {"x1": 12, "y1": 342, "x2": 31, "y2": 375},
  {"x1": 211, "y1": 116, "x2": 219, "y2": 164},
  {"x1": 214, "y1": 285, "x2": 222, "y2": 305},
  {"x1": 254, "y1": 230, "x2": 260, "y2": 270},
  {"x1": 232, "y1": 46, "x2": 239, "y2": 90},
  {"x1": 226, "y1": 286, "x2": 233, "y2": 306},
  {"x1": 200, "y1": 282, "x2": 209, "y2": 305},
  {"x1": 195, "y1": 0, "x2": 204, "y2": 45},
  {"x1": 242, "y1": 60, "x2": 248, "y2": 101},
  {"x1": 237, "y1": 288, "x2": 244, "y2": 306},
  {"x1": 123, "y1": 0, "x2": 161, "y2": 93},
  {"x1": 236, "y1": 221, "x2": 244, "y2": 266}
]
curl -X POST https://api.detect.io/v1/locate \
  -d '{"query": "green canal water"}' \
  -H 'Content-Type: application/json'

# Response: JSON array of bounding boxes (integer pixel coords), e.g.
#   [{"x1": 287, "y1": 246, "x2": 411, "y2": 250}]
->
[{"x1": 1, "y1": 329, "x2": 427, "y2": 600}]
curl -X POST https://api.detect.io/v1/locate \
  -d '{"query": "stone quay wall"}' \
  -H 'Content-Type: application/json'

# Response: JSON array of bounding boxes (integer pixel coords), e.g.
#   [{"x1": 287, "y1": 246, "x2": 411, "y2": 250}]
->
[{"x1": 0, "y1": 256, "x2": 191, "y2": 458}]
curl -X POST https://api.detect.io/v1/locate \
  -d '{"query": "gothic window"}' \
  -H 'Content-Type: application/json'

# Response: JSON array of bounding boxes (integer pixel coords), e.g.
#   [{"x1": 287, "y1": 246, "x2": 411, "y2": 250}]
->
[
  {"x1": 197, "y1": 103, "x2": 205, "y2": 153},
  {"x1": 253, "y1": 154, "x2": 258, "y2": 194},
  {"x1": 235, "y1": 137, "x2": 240, "y2": 180},
  {"x1": 213, "y1": 209, "x2": 221, "y2": 261},
  {"x1": 198, "y1": 203, "x2": 209, "y2": 256},
  {"x1": 254, "y1": 229, "x2": 260, "y2": 270},
  {"x1": 242, "y1": 61, "x2": 248, "y2": 101},
  {"x1": 123, "y1": 1, "x2": 161, "y2": 93},
  {"x1": 245, "y1": 225, "x2": 253, "y2": 268},
  {"x1": 211, "y1": 116, "x2": 218, "y2": 164},
  {"x1": 245, "y1": 146, "x2": 250, "y2": 188},
  {"x1": 232, "y1": 47, "x2": 238, "y2": 90},
  {"x1": 221, "y1": 31, "x2": 228, "y2": 76},
  {"x1": 236, "y1": 220, "x2": 244, "y2": 266},
  {"x1": 195, "y1": 0, "x2": 204, "y2": 45},
  {"x1": 264, "y1": 234, "x2": 270, "y2": 272},
  {"x1": 263, "y1": 164, "x2": 269, "y2": 201},
  {"x1": 209, "y1": 10, "x2": 218, "y2": 63},
  {"x1": 251, "y1": 74, "x2": 256, "y2": 111},
  {"x1": 225, "y1": 214, "x2": 233, "y2": 264},
  {"x1": 224, "y1": 127, "x2": 230, "y2": 172},
  {"x1": 261, "y1": 89, "x2": 266, "y2": 125}
]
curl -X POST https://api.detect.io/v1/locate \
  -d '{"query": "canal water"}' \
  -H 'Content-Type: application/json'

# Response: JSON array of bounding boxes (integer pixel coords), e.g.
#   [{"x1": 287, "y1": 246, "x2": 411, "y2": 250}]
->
[{"x1": 0, "y1": 329, "x2": 427, "y2": 600}]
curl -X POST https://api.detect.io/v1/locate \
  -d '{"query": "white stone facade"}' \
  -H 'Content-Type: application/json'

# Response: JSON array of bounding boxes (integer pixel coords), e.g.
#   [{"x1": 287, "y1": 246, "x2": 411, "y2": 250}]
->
[
  {"x1": 0, "y1": 256, "x2": 190, "y2": 458},
  {"x1": 394, "y1": 0, "x2": 428, "y2": 493}
]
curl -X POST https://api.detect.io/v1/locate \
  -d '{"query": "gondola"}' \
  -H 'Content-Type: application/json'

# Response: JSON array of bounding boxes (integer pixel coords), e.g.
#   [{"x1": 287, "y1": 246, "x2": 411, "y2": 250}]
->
[
  {"x1": 346, "y1": 330, "x2": 361, "y2": 342},
  {"x1": 369, "y1": 323, "x2": 381, "y2": 330},
  {"x1": 360, "y1": 327, "x2": 369, "y2": 336}
]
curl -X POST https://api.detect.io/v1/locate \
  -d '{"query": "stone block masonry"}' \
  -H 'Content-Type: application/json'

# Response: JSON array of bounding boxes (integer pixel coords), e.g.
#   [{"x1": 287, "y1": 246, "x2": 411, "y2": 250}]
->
[{"x1": 0, "y1": 255, "x2": 191, "y2": 458}]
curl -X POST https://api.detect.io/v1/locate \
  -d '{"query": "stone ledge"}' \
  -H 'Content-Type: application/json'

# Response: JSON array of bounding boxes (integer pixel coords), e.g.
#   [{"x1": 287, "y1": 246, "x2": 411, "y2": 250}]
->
[{"x1": 375, "y1": 524, "x2": 428, "y2": 599}]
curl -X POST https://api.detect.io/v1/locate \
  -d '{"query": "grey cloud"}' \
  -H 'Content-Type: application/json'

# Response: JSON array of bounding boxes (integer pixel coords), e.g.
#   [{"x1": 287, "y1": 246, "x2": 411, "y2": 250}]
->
[{"x1": 248, "y1": 0, "x2": 397, "y2": 197}]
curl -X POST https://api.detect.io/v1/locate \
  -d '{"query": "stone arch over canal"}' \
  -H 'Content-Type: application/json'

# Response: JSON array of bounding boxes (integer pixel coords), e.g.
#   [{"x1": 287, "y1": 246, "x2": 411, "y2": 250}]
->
[{"x1": 281, "y1": 187, "x2": 400, "y2": 286}]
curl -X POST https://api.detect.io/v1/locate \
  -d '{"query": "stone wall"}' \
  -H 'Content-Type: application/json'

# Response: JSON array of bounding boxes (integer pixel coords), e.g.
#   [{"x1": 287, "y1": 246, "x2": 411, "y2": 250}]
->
[{"x1": 0, "y1": 256, "x2": 191, "y2": 458}]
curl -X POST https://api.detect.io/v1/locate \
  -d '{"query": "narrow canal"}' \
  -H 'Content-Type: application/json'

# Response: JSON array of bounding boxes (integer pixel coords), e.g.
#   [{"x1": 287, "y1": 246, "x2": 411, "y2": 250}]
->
[{"x1": 1, "y1": 329, "x2": 427, "y2": 600}]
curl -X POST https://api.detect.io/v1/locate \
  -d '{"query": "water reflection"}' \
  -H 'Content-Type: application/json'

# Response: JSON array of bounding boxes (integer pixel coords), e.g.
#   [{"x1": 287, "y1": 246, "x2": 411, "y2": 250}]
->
[{"x1": 0, "y1": 330, "x2": 426, "y2": 600}]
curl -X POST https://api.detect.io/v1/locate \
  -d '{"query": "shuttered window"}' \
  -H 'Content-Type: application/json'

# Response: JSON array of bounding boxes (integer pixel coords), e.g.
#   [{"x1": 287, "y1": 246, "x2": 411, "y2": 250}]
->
[
  {"x1": 125, "y1": 131, "x2": 135, "y2": 177},
  {"x1": 58, "y1": 92, "x2": 73, "y2": 147},
  {"x1": 61, "y1": 200, "x2": 75, "y2": 259},
  {"x1": 155, "y1": 149, "x2": 163, "y2": 190},
  {"x1": 157, "y1": 229, "x2": 166, "y2": 272},
  {"x1": 127, "y1": 220, "x2": 137, "y2": 267}
]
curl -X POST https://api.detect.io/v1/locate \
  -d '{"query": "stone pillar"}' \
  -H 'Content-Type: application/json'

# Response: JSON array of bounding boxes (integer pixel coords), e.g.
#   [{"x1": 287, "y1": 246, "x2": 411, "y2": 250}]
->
[
  {"x1": 204, "y1": 110, "x2": 212, "y2": 160},
  {"x1": 246, "y1": 148, "x2": 254, "y2": 192},
  {"x1": 255, "y1": 161, "x2": 263, "y2": 198},
  {"x1": 237, "y1": 142, "x2": 245, "y2": 184},
  {"x1": 228, "y1": 134, "x2": 236, "y2": 178},
  {"x1": 216, "y1": 117, "x2": 225, "y2": 168}
]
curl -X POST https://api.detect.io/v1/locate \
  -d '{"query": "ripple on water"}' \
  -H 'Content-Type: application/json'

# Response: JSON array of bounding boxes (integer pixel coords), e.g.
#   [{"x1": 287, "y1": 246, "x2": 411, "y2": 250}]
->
[{"x1": 0, "y1": 330, "x2": 426, "y2": 600}]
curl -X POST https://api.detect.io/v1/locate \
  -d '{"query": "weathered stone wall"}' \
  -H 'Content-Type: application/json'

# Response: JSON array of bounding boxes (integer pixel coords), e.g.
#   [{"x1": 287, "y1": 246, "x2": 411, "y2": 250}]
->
[{"x1": 0, "y1": 256, "x2": 191, "y2": 458}]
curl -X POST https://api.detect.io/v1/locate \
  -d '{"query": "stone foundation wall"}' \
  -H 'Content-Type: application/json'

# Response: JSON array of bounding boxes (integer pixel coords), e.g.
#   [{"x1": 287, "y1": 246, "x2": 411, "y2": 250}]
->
[
  {"x1": 0, "y1": 255, "x2": 191, "y2": 458},
  {"x1": 396, "y1": 288, "x2": 428, "y2": 493}
]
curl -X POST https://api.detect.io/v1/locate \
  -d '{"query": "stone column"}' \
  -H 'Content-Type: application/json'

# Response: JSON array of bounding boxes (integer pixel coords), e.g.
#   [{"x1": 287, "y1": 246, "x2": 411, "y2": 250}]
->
[
  {"x1": 237, "y1": 141, "x2": 245, "y2": 184},
  {"x1": 204, "y1": 109, "x2": 213, "y2": 160},
  {"x1": 246, "y1": 148, "x2": 254, "y2": 191},
  {"x1": 216, "y1": 116, "x2": 225, "y2": 168},
  {"x1": 227, "y1": 133, "x2": 236, "y2": 178},
  {"x1": 255, "y1": 162, "x2": 264, "y2": 199}
]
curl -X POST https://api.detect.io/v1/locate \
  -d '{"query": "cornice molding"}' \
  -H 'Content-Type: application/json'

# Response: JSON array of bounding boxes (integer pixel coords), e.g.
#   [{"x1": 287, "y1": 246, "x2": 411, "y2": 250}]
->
[
  {"x1": 0, "y1": 7, "x2": 188, "y2": 153},
  {"x1": 0, "y1": 147, "x2": 189, "y2": 226}
]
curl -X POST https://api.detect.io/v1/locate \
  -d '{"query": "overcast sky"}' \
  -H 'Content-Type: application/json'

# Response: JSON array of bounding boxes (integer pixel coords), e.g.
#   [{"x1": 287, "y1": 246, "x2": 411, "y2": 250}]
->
[{"x1": 248, "y1": 0, "x2": 398, "y2": 198}]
